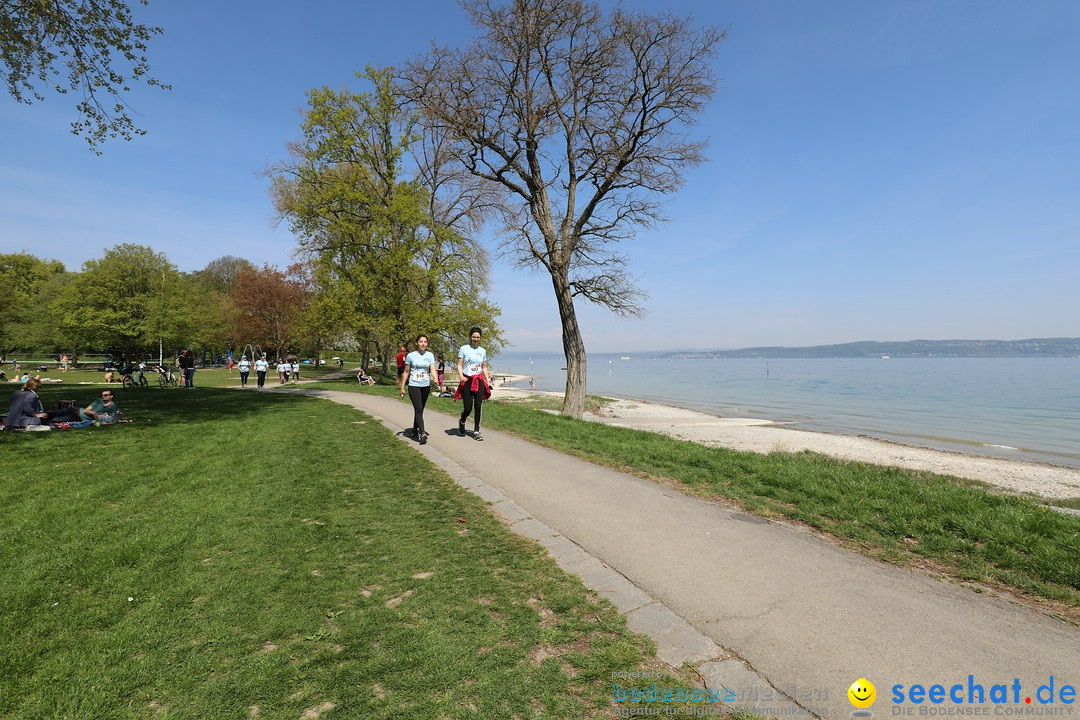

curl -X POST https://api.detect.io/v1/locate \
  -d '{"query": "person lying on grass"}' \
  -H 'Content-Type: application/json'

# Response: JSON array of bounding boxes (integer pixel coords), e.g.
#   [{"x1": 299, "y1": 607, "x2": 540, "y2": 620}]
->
[{"x1": 47, "y1": 390, "x2": 120, "y2": 424}]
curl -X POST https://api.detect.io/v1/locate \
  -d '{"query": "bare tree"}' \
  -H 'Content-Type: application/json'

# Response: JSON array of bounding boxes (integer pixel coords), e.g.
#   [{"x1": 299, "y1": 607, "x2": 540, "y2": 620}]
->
[{"x1": 404, "y1": 0, "x2": 724, "y2": 417}]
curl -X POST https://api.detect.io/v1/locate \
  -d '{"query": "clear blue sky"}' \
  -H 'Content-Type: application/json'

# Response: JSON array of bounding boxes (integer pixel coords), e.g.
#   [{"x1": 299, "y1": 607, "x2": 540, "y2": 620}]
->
[{"x1": 2, "y1": 0, "x2": 1077, "y2": 352}]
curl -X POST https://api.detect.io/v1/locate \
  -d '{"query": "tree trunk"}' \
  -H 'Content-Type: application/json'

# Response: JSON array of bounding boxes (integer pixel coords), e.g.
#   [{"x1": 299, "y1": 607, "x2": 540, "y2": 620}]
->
[{"x1": 553, "y1": 271, "x2": 587, "y2": 418}]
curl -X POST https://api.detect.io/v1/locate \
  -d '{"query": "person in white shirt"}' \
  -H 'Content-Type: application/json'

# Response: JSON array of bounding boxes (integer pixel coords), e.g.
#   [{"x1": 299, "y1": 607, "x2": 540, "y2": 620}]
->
[
  {"x1": 237, "y1": 356, "x2": 251, "y2": 387},
  {"x1": 291, "y1": 360, "x2": 300, "y2": 382},
  {"x1": 456, "y1": 327, "x2": 491, "y2": 441},
  {"x1": 399, "y1": 334, "x2": 443, "y2": 445},
  {"x1": 255, "y1": 355, "x2": 269, "y2": 388}
]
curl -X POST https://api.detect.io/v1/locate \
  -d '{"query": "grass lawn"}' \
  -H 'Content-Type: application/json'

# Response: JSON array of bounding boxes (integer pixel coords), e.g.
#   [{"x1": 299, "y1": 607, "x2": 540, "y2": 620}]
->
[
  {"x1": 0, "y1": 384, "x2": 714, "y2": 719},
  {"x1": 299, "y1": 377, "x2": 1080, "y2": 619}
]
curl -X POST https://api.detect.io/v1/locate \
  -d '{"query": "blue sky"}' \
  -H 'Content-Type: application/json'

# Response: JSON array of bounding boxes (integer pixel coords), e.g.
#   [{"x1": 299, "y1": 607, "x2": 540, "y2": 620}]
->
[{"x1": 2, "y1": 0, "x2": 1077, "y2": 352}]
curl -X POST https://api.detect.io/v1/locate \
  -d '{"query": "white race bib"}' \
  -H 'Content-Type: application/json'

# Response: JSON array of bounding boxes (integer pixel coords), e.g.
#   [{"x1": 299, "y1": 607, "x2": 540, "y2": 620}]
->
[{"x1": 467, "y1": 363, "x2": 482, "y2": 376}]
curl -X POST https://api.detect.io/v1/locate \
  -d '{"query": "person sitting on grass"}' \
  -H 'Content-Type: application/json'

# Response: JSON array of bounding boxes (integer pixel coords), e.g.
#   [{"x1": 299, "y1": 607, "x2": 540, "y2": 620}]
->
[
  {"x1": 5, "y1": 377, "x2": 48, "y2": 428},
  {"x1": 357, "y1": 367, "x2": 375, "y2": 386}
]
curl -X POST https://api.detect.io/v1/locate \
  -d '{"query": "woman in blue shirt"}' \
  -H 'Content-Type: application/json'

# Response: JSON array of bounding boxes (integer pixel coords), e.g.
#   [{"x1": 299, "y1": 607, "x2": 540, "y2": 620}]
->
[
  {"x1": 399, "y1": 334, "x2": 443, "y2": 444},
  {"x1": 456, "y1": 326, "x2": 491, "y2": 441}
]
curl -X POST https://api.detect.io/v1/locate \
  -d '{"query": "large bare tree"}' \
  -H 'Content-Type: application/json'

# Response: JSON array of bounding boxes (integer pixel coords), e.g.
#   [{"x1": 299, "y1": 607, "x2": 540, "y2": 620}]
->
[{"x1": 404, "y1": 0, "x2": 723, "y2": 417}]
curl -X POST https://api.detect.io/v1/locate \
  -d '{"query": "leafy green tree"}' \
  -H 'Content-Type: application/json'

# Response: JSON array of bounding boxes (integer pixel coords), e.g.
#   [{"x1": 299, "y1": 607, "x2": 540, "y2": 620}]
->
[
  {"x1": 404, "y1": 0, "x2": 722, "y2": 416},
  {"x1": 50, "y1": 244, "x2": 180, "y2": 357},
  {"x1": 11, "y1": 271, "x2": 78, "y2": 354},
  {"x1": 194, "y1": 256, "x2": 256, "y2": 295},
  {"x1": 187, "y1": 257, "x2": 254, "y2": 357},
  {"x1": 1, "y1": 0, "x2": 169, "y2": 151},
  {"x1": 0, "y1": 252, "x2": 67, "y2": 355},
  {"x1": 0, "y1": 282, "x2": 19, "y2": 354},
  {"x1": 285, "y1": 260, "x2": 335, "y2": 365},
  {"x1": 270, "y1": 66, "x2": 501, "y2": 364}
]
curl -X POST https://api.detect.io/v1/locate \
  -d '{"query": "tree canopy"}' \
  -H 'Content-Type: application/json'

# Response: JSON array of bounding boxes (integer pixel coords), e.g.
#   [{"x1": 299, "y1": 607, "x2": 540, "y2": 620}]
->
[
  {"x1": 270, "y1": 66, "x2": 502, "y2": 360},
  {"x1": 0, "y1": 253, "x2": 68, "y2": 355},
  {"x1": 48, "y1": 244, "x2": 178, "y2": 355},
  {"x1": 404, "y1": 0, "x2": 722, "y2": 416},
  {"x1": 0, "y1": 248, "x2": 320, "y2": 363},
  {"x1": 230, "y1": 263, "x2": 308, "y2": 359},
  {"x1": 1, "y1": 0, "x2": 169, "y2": 151}
]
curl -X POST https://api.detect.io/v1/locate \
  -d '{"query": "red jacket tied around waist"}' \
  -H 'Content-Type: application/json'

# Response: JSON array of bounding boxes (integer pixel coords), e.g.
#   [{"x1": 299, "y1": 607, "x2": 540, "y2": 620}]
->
[{"x1": 454, "y1": 374, "x2": 491, "y2": 401}]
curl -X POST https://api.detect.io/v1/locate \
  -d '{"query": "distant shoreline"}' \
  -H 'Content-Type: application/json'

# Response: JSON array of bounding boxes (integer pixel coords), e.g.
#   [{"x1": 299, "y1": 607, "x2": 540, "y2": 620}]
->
[{"x1": 500, "y1": 338, "x2": 1080, "y2": 359}]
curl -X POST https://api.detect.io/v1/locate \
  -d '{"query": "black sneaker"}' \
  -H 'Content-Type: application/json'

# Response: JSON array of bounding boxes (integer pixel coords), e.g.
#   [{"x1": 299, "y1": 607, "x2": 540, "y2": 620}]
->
[
  {"x1": 419, "y1": 432, "x2": 428, "y2": 445},
  {"x1": 459, "y1": 420, "x2": 466, "y2": 436},
  {"x1": 473, "y1": 431, "x2": 484, "y2": 441}
]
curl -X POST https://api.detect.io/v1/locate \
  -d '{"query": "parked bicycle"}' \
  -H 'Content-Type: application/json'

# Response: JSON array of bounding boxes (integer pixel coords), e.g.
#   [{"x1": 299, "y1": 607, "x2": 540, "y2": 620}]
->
[
  {"x1": 156, "y1": 365, "x2": 178, "y2": 388},
  {"x1": 121, "y1": 365, "x2": 149, "y2": 390}
]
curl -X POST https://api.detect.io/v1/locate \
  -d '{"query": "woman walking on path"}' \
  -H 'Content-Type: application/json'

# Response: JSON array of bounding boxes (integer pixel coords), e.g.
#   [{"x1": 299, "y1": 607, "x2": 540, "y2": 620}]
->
[
  {"x1": 455, "y1": 327, "x2": 491, "y2": 441},
  {"x1": 237, "y1": 356, "x2": 251, "y2": 387},
  {"x1": 400, "y1": 334, "x2": 442, "y2": 444},
  {"x1": 255, "y1": 354, "x2": 269, "y2": 388}
]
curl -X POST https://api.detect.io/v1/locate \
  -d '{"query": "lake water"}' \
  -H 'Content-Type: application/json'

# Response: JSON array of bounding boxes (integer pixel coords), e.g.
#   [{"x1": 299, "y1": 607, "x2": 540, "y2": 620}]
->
[{"x1": 490, "y1": 352, "x2": 1080, "y2": 469}]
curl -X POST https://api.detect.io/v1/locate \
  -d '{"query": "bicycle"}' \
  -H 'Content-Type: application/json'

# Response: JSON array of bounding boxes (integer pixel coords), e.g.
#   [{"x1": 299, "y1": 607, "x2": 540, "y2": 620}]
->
[
  {"x1": 156, "y1": 366, "x2": 178, "y2": 388},
  {"x1": 121, "y1": 366, "x2": 149, "y2": 390}
]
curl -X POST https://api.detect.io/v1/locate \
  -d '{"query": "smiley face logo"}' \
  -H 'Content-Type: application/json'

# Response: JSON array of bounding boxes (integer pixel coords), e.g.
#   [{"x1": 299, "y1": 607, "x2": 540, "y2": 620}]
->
[{"x1": 848, "y1": 678, "x2": 876, "y2": 708}]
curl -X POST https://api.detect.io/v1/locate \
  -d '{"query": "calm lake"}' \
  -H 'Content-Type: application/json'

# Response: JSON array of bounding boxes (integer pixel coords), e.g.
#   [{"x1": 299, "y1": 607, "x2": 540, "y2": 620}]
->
[{"x1": 491, "y1": 352, "x2": 1080, "y2": 469}]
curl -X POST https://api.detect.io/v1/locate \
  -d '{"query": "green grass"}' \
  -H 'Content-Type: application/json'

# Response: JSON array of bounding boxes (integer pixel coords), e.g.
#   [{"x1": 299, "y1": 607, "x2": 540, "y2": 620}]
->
[
  {"x1": 0, "y1": 384, "x2": 718, "y2": 719},
  {"x1": 300, "y1": 377, "x2": 1080, "y2": 615}
]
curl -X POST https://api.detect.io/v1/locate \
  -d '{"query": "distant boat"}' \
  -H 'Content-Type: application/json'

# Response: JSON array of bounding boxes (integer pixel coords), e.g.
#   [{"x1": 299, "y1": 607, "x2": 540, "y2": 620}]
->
[
  {"x1": 620, "y1": 355, "x2": 631, "y2": 360},
  {"x1": 881, "y1": 354, "x2": 891, "y2": 359}
]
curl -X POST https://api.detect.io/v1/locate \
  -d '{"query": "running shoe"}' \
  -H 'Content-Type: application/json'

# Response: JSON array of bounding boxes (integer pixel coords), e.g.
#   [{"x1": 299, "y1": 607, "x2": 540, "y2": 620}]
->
[
  {"x1": 419, "y1": 432, "x2": 428, "y2": 445},
  {"x1": 473, "y1": 431, "x2": 484, "y2": 441},
  {"x1": 459, "y1": 420, "x2": 466, "y2": 436}
]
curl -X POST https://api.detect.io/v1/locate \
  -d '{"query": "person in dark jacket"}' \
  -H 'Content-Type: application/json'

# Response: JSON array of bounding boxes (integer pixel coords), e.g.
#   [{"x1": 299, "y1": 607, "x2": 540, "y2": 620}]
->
[
  {"x1": 6, "y1": 377, "x2": 47, "y2": 428},
  {"x1": 181, "y1": 349, "x2": 196, "y2": 388}
]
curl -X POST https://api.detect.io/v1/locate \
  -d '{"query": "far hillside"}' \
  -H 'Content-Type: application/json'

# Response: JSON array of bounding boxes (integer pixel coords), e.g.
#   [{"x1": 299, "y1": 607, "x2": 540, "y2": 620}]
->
[{"x1": 665, "y1": 338, "x2": 1080, "y2": 359}]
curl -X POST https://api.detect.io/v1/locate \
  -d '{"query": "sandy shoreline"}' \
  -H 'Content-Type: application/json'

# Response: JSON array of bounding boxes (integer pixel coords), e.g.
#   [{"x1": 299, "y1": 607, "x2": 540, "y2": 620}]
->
[{"x1": 492, "y1": 384, "x2": 1080, "y2": 501}]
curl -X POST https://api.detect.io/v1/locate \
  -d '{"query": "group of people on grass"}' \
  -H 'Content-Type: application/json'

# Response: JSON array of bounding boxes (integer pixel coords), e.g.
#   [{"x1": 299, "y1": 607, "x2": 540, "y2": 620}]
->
[
  {"x1": 4, "y1": 379, "x2": 119, "y2": 431},
  {"x1": 398, "y1": 326, "x2": 491, "y2": 445}
]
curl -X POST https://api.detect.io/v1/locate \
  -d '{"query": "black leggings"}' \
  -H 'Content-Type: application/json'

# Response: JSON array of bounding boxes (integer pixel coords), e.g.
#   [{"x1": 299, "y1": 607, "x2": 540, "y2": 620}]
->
[
  {"x1": 408, "y1": 385, "x2": 431, "y2": 435},
  {"x1": 459, "y1": 383, "x2": 484, "y2": 430}
]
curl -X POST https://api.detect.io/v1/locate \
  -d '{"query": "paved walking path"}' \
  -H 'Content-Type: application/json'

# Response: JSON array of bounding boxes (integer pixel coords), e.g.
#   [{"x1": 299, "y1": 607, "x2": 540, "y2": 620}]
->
[{"x1": 299, "y1": 388, "x2": 1079, "y2": 719}]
